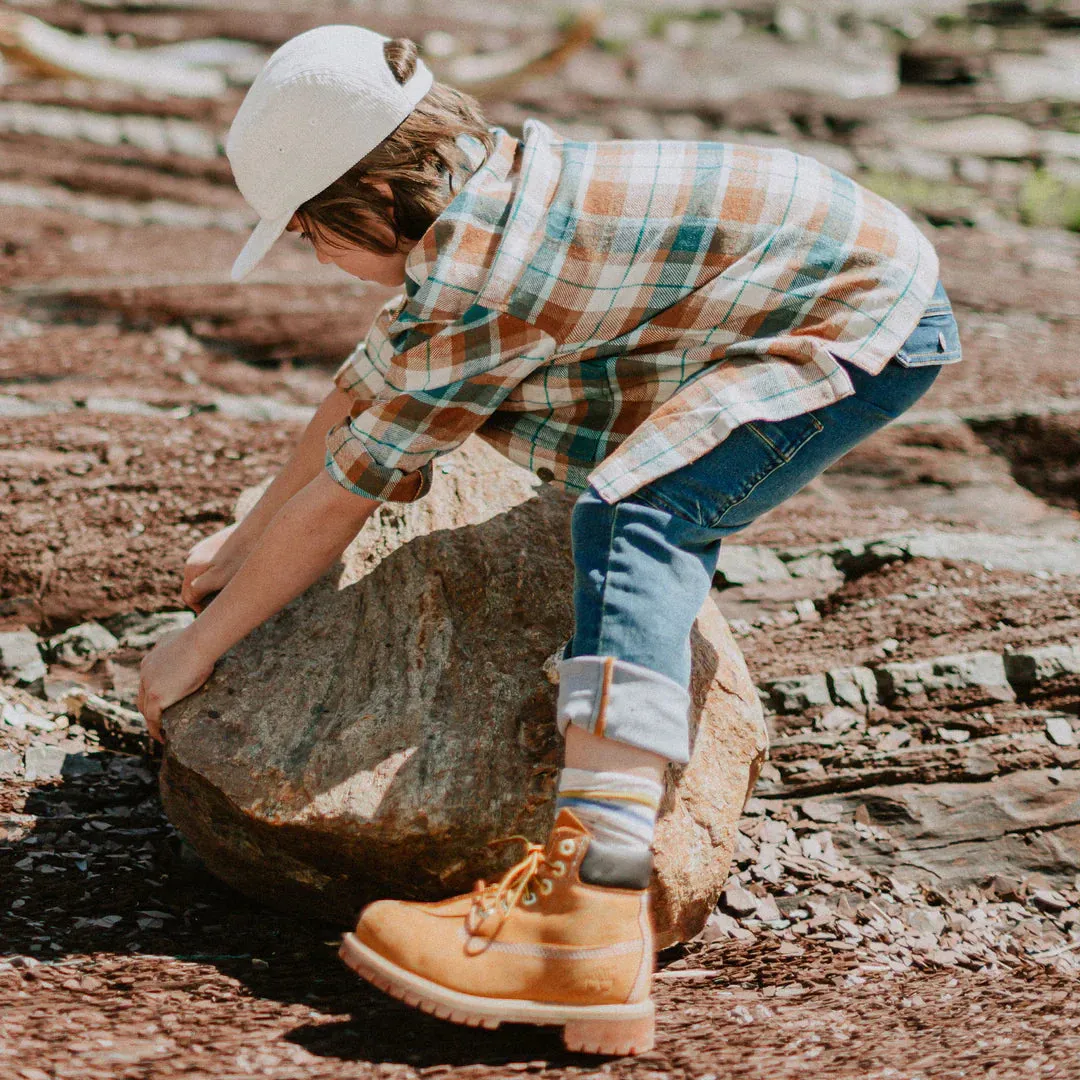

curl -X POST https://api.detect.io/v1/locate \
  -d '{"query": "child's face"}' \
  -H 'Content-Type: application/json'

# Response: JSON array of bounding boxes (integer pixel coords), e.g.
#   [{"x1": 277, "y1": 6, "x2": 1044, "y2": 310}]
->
[{"x1": 286, "y1": 215, "x2": 411, "y2": 287}]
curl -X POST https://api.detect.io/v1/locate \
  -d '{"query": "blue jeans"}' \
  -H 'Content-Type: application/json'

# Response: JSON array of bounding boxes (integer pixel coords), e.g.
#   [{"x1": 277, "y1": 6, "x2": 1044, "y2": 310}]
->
[{"x1": 557, "y1": 283, "x2": 959, "y2": 763}]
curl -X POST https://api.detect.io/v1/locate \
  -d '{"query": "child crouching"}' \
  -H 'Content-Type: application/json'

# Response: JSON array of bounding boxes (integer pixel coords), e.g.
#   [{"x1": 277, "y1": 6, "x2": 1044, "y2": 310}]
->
[{"x1": 138, "y1": 25, "x2": 961, "y2": 1055}]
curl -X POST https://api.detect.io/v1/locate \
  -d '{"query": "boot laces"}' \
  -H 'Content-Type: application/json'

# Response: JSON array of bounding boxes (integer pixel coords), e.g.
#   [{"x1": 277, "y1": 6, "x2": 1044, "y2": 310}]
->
[{"x1": 467, "y1": 836, "x2": 548, "y2": 935}]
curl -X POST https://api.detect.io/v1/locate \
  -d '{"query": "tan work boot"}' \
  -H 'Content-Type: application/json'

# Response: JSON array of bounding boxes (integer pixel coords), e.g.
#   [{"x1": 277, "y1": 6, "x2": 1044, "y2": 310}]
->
[{"x1": 339, "y1": 809, "x2": 656, "y2": 1055}]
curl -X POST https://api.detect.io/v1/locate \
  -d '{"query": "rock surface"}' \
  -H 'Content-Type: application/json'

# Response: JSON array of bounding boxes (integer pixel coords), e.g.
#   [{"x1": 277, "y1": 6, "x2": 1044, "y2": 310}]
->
[
  {"x1": 47, "y1": 621, "x2": 120, "y2": 667},
  {"x1": 824, "y1": 770, "x2": 1080, "y2": 887},
  {"x1": 160, "y1": 440, "x2": 768, "y2": 947},
  {"x1": 876, "y1": 650, "x2": 1016, "y2": 707},
  {"x1": 0, "y1": 629, "x2": 45, "y2": 684},
  {"x1": 104, "y1": 610, "x2": 194, "y2": 650},
  {"x1": 7, "y1": 6, "x2": 1080, "y2": 1071}
]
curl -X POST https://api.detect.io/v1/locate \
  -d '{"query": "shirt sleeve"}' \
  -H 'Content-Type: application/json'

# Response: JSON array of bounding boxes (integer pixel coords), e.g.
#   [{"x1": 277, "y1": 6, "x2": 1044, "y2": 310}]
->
[
  {"x1": 332, "y1": 295, "x2": 405, "y2": 403},
  {"x1": 325, "y1": 305, "x2": 555, "y2": 503}
]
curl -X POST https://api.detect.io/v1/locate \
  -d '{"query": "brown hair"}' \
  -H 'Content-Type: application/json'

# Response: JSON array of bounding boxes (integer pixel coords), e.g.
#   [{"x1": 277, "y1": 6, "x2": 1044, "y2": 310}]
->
[{"x1": 295, "y1": 38, "x2": 493, "y2": 256}]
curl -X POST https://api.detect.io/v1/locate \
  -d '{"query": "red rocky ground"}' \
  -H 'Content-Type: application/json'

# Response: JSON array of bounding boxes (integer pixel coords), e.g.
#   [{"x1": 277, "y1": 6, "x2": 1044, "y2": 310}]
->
[{"x1": 3, "y1": 1, "x2": 1080, "y2": 1077}]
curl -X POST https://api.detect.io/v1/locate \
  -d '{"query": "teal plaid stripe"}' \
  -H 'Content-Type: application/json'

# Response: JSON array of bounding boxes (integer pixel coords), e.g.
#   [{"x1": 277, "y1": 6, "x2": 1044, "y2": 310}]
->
[{"x1": 326, "y1": 121, "x2": 942, "y2": 504}]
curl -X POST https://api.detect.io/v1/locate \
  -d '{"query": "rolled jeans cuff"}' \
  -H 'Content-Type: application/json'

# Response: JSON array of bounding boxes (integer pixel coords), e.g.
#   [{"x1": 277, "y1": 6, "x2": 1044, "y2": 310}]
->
[{"x1": 556, "y1": 656, "x2": 691, "y2": 765}]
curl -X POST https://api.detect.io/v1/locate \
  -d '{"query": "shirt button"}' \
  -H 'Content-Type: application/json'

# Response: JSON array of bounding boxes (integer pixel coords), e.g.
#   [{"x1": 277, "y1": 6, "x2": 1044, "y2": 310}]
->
[{"x1": 536, "y1": 467, "x2": 555, "y2": 483}]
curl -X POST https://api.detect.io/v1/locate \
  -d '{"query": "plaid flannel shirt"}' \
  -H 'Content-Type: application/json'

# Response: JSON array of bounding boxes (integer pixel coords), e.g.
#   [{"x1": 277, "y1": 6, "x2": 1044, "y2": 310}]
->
[{"x1": 326, "y1": 119, "x2": 940, "y2": 504}]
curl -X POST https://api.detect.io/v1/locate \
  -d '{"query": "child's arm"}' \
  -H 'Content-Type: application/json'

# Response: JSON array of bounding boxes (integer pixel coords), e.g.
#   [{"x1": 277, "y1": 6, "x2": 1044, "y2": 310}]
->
[
  {"x1": 140, "y1": 470, "x2": 377, "y2": 740},
  {"x1": 143, "y1": 308, "x2": 554, "y2": 738},
  {"x1": 182, "y1": 385, "x2": 360, "y2": 610}
]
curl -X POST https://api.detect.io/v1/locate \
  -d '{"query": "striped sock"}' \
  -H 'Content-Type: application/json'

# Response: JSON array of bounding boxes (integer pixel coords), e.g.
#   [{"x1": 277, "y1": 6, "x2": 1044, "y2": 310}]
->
[{"x1": 555, "y1": 767, "x2": 662, "y2": 862}]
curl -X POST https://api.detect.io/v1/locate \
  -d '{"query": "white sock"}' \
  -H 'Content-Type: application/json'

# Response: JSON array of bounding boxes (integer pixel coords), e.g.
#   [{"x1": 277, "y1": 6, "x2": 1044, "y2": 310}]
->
[{"x1": 555, "y1": 767, "x2": 662, "y2": 860}]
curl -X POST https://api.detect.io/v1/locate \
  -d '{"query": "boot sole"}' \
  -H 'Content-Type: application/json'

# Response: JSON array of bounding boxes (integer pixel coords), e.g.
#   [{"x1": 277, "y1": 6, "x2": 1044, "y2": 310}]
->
[{"x1": 339, "y1": 932, "x2": 655, "y2": 1055}]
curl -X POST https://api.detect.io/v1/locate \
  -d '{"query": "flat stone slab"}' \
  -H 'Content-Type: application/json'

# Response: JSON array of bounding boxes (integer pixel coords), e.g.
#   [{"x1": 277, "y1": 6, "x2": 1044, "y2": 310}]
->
[{"x1": 824, "y1": 770, "x2": 1080, "y2": 889}]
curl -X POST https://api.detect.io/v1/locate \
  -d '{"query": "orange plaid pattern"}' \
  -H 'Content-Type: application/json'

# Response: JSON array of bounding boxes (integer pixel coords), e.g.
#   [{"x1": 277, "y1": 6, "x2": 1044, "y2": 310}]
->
[{"x1": 326, "y1": 121, "x2": 940, "y2": 504}]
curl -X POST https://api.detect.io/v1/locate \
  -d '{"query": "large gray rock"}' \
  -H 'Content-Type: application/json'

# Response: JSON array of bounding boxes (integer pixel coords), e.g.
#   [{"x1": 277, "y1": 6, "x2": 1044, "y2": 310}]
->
[
  {"x1": 716, "y1": 545, "x2": 790, "y2": 586},
  {"x1": 160, "y1": 439, "x2": 768, "y2": 947}
]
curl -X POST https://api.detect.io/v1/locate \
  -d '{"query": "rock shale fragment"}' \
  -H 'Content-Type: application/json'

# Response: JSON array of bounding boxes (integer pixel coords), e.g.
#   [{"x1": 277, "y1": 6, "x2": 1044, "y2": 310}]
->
[
  {"x1": 0, "y1": 630, "x2": 45, "y2": 685},
  {"x1": 875, "y1": 651, "x2": 1015, "y2": 706}
]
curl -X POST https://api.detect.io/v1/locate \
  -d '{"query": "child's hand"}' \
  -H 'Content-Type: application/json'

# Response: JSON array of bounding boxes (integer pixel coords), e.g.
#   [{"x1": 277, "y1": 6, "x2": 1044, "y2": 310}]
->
[
  {"x1": 182, "y1": 524, "x2": 241, "y2": 612},
  {"x1": 137, "y1": 629, "x2": 216, "y2": 742}
]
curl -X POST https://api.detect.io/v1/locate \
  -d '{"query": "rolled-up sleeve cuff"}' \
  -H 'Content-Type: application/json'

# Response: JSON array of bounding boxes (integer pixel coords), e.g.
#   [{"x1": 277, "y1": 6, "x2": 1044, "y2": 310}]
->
[{"x1": 325, "y1": 424, "x2": 432, "y2": 504}]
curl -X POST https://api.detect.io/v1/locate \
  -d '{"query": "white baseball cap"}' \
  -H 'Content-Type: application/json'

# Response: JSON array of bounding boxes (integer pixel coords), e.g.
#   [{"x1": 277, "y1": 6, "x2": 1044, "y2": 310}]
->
[{"x1": 225, "y1": 25, "x2": 433, "y2": 282}]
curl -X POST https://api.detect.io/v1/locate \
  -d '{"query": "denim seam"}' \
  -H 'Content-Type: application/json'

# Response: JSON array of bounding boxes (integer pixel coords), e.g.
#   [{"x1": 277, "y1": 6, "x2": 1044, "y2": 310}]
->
[
  {"x1": 896, "y1": 350, "x2": 961, "y2": 364},
  {"x1": 628, "y1": 485, "x2": 709, "y2": 529},
  {"x1": 591, "y1": 501, "x2": 624, "y2": 710},
  {"x1": 710, "y1": 421, "x2": 823, "y2": 529},
  {"x1": 834, "y1": 392, "x2": 913, "y2": 423},
  {"x1": 596, "y1": 656, "x2": 614, "y2": 737},
  {"x1": 745, "y1": 414, "x2": 823, "y2": 461},
  {"x1": 894, "y1": 354, "x2": 962, "y2": 368}
]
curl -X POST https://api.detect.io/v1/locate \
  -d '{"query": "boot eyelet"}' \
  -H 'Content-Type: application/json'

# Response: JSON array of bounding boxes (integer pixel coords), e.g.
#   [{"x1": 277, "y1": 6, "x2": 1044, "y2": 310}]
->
[
  {"x1": 550, "y1": 860, "x2": 566, "y2": 877},
  {"x1": 538, "y1": 878, "x2": 553, "y2": 895},
  {"x1": 522, "y1": 890, "x2": 537, "y2": 906},
  {"x1": 558, "y1": 839, "x2": 576, "y2": 857}
]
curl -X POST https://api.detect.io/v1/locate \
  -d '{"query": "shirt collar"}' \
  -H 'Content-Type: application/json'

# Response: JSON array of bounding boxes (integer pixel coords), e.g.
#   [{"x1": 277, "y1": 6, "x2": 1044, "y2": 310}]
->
[{"x1": 403, "y1": 127, "x2": 519, "y2": 289}]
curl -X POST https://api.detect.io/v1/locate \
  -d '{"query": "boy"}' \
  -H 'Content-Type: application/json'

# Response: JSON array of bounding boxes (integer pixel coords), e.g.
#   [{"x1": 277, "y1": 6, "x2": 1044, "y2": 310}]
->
[{"x1": 138, "y1": 25, "x2": 961, "y2": 1055}]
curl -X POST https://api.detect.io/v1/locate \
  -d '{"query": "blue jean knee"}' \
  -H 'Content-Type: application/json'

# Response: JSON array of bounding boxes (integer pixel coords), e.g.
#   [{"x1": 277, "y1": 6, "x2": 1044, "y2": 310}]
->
[
  {"x1": 561, "y1": 490, "x2": 720, "y2": 763},
  {"x1": 560, "y1": 353, "x2": 946, "y2": 764}
]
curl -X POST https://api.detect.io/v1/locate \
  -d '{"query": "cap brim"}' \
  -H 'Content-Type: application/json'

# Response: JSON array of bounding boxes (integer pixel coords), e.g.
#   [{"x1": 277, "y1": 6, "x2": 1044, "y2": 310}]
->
[{"x1": 230, "y1": 210, "x2": 293, "y2": 282}]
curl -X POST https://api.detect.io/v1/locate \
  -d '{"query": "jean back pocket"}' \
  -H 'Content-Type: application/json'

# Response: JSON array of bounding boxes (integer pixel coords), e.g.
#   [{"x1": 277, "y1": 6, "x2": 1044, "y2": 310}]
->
[{"x1": 894, "y1": 281, "x2": 963, "y2": 368}]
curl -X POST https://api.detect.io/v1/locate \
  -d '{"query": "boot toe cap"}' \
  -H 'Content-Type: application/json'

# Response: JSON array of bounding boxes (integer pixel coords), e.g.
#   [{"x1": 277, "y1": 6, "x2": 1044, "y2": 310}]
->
[{"x1": 355, "y1": 898, "x2": 459, "y2": 976}]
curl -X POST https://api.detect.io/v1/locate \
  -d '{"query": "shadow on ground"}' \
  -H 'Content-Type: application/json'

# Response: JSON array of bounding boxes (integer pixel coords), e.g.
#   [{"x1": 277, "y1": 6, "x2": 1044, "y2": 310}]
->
[{"x1": 0, "y1": 753, "x2": 643, "y2": 1070}]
